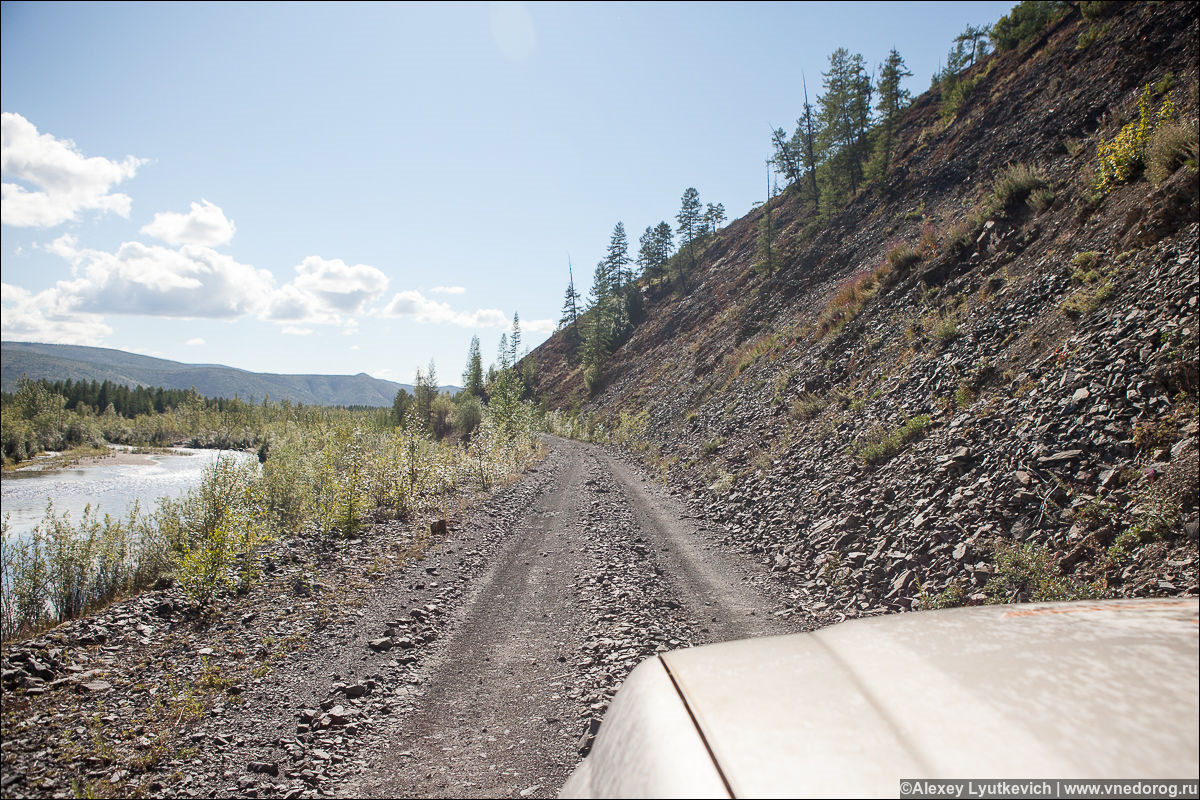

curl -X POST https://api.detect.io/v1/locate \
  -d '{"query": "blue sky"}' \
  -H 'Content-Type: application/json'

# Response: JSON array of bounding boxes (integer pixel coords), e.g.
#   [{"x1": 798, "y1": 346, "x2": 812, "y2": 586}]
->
[{"x1": 1, "y1": 1, "x2": 1014, "y2": 386}]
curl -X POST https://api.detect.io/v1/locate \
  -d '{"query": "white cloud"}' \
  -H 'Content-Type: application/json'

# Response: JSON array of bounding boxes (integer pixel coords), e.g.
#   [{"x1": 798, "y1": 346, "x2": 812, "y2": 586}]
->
[
  {"x1": 429, "y1": 285, "x2": 465, "y2": 295},
  {"x1": 1, "y1": 112, "x2": 145, "y2": 227},
  {"x1": 45, "y1": 234, "x2": 274, "y2": 319},
  {"x1": 1, "y1": 281, "x2": 113, "y2": 343},
  {"x1": 263, "y1": 256, "x2": 388, "y2": 326},
  {"x1": 380, "y1": 289, "x2": 508, "y2": 328},
  {"x1": 185, "y1": 337, "x2": 205, "y2": 346},
  {"x1": 281, "y1": 326, "x2": 313, "y2": 336},
  {"x1": 522, "y1": 317, "x2": 557, "y2": 334},
  {"x1": 141, "y1": 199, "x2": 235, "y2": 247}
]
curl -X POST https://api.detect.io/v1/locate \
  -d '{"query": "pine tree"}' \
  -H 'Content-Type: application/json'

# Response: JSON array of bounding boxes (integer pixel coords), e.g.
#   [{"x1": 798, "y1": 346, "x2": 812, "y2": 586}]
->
[
  {"x1": 771, "y1": 127, "x2": 802, "y2": 186},
  {"x1": 413, "y1": 363, "x2": 438, "y2": 431},
  {"x1": 559, "y1": 258, "x2": 582, "y2": 335},
  {"x1": 868, "y1": 48, "x2": 912, "y2": 181},
  {"x1": 704, "y1": 203, "x2": 726, "y2": 235},
  {"x1": 462, "y1": 335, "x2": 484, "y2": 398},
  {"x1": 676, "y1": 187, "x2": 703, "y2": 287},
  {"x1": 817, "y1": 48, "x2": 873, "y2": 200},
  {"x1": 604, "y1": 222, "x2": 632, "y2": 292},
  {"x1": 509, "y1": 312, "x2": 522, "y2": 364},
  {"x1": 497, "y1": 332, "x2": 510, "y2": 370},
  {"x1": 799, "y1": 73, "x2": 821, "y2": 213},
  {"x1": 955, "y1": 25, "x2": 991, "y2": 68},
  {"x1": 654, "y1": 221, "x2": 673, "y2": 272}
]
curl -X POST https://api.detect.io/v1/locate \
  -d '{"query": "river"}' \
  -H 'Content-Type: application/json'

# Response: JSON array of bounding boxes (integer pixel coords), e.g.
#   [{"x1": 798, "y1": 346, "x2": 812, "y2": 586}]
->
[{"x1": 1, "y1": 447, "x2": 254, "y2": 538}]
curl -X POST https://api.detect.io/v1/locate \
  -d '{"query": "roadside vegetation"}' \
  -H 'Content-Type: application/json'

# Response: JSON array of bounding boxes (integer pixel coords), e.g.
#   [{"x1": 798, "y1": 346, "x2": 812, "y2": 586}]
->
[{"x1": 1, "y1": 357, "x2": 542, "y2": 640}]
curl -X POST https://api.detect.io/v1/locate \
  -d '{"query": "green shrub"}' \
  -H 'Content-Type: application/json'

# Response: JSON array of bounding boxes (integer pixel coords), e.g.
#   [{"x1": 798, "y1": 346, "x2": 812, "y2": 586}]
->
[
  {"x1": 940, "y1": 73, "x2": 981, "y2": 122},
  {"x1": 990, "y1": 163, "x2": 1049, "y2": 212},
  {"x1": 1095, "y1": 88, "x2": 1178, "y2": 194},
  {"x1": 1079, "y1": 0, "x2": 1116, "y2": 19},
  {"x1": 983, "y1": 539, "x2": 1099, "y2": 603},
  {"x1": 1075, "y1": 21, "x2": 1110, "y2": 50},
  {"x1": 928, "y1": 314, "x2": 960, "y2": 347},
  {"x1": 946, "y1": 214, "x2": 984, "y2": 254},
  {"x1": 1071, "y1": 251, "x2": 1100, "y2": 270},
  {"x1": 920, "y1": 580, "x2": 967, "y2": 610},
  {"x1": 702, "y1": 437, "x2": 723, "y2": 456}
]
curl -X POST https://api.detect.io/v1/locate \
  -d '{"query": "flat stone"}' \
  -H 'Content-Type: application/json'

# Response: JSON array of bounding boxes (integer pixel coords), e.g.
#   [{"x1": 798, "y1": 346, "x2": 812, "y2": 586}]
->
[{"x1": 1038, "y1": 449, "x2": 1083, "y2": 465}]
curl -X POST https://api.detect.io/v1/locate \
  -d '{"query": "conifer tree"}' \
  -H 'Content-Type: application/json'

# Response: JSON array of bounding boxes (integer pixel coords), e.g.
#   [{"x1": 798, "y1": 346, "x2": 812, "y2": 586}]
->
[
  {"x1": 704, "y1": 203, "x2": 726, "y2": 235},
  {"x1": 559, "y1": 259, "x2": 582, "y2": 335},
  {"x1": 462, "y1": 336, "x2": 484, "y2": 398},
  {"x1": 799, "y1": 73, "x2": 821, "y2": 212},
  {"x1": 868, "y1": 48, "x2": 912, "y2": 180},
  {"x1": 604, "y1": 222, "x2": 632, "y2": 292},
  {"x1": 817, "y1": 48, "x2": 873, "y2": 199},
  {"x1": 676, "y1": 187, "x2": 703, "y2": 287},
  {"x1": 509, "y1": 312, "x2": 522, "y2": 365},
  {"x1": 589, "y1": 259, "x2": 612, "y2": 310},
  {"x1": 771, "y1": 127, "x2": 802, "y2": 186},
  {"x1": 497, "y1": 332, "x2": 509, "y2": 370},
  {"x1": 955, "y1": 25, "x2": 991, "y2": 68}
]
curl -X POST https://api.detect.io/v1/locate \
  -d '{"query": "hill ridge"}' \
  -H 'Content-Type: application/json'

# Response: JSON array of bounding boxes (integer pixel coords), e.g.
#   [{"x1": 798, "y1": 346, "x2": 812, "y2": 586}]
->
[{"x1": 1, "y1": 341, "x2": 458, "y2": 406}]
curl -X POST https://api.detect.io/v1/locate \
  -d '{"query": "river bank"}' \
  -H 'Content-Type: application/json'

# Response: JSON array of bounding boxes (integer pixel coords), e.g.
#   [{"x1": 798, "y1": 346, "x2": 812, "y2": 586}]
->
[{"x1": 0, "y1": 456, "x2": 531, "y2": 798}]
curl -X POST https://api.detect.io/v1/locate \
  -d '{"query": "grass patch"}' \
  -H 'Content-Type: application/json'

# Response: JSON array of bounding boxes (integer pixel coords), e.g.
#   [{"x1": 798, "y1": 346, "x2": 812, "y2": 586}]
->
[
  {"x1": 1061, "y1": 280, "x2": 1114, "y2": 317},
  {"x1": 886, "y1": 242, "x2": 922, "y2": 271},
  {"x1": 790, "y1": 393, "x2": 825, "y2": 421},
  {"x1": 1147, "y1": 119, "x2": 1199, "y2": 185},
  {"x1": 849, "y1": 414, "x2": 931, "y2": 465}
]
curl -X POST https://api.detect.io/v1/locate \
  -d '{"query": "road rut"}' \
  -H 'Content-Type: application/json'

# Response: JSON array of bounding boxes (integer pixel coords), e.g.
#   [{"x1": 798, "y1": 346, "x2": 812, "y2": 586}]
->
[{"x1": 343, "y1": 436, "x2": 803, "y2": 798}]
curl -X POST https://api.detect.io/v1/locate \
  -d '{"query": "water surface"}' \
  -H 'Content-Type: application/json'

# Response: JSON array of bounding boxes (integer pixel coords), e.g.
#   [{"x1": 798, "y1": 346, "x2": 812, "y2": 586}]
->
[{"x1": 2, "y1": 448, "x2": 253, "y2": 538}]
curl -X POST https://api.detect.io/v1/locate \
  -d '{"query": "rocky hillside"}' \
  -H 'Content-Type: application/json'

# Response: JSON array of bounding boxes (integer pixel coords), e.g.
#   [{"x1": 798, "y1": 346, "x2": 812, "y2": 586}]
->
[{"x1": 530, "y1": 2, "x2": 1200, "y2": 614}]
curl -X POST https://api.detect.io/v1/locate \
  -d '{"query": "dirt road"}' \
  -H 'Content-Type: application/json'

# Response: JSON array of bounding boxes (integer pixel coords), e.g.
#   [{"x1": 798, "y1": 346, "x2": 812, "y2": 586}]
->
[
  {"x1": 0, "y1": 436, "x2": 804, "y2": 799},
  {"x1": 337, "y1": 436, "x2": 803, "y2": 798}
]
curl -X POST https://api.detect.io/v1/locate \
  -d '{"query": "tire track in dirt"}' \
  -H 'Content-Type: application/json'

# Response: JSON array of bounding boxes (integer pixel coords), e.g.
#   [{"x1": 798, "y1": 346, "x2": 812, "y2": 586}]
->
[{"x1": 343, "y1": 437, "x2": 803, "y2": 798}]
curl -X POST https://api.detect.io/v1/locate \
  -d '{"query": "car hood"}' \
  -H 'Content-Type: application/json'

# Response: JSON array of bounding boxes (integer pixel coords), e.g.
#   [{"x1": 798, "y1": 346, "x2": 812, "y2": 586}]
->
[{"x1": 660, "y1": 598, "x2": 1198, "y2": 798}]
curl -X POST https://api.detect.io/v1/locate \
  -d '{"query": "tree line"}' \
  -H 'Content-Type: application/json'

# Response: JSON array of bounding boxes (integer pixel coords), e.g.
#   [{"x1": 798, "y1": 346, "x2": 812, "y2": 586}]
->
[
  {"x1": 390, "y1": 311, "x2": 535, "y2": 443},
  {"x1": 555, "y1": 187, "x2": 726, "y2": 394},
  {"x1": 1, "y1": 377, "x2": 237, "y2": 420}
]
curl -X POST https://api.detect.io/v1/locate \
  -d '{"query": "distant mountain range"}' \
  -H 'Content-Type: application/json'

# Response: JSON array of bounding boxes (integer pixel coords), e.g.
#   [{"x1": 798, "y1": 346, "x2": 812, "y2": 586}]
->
[{"x1": 1, "y1": 341, "x2": 457, "y2": 407}]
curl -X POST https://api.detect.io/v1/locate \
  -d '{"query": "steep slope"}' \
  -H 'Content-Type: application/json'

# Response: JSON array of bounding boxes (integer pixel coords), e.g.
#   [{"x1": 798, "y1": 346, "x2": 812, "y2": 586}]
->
[
  {"x1": 531, "y1": 2, "x2": 1199, "y2": 617},
  {"x1": 0, "y1": 341, "x2": 441, "y2": 406}
]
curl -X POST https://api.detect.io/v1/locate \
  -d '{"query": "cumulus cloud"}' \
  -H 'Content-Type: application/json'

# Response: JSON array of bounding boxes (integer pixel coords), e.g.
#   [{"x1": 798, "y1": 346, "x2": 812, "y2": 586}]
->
[
  {"x1": 380, "y1": 290, "x2": 509, "y2": 329},
  {"x1": 263, "y1": 256, "x2": 388, "y2": 325},
  {"x1": 1, "y1": 282, "x2": 113, "y2": 344},
  {"x1": 45, "y1": 234, "x2": 274, "y2": 319},
  {"x1": 522, "y1": 317, "x2": 557, "y2": 334},
  {"x1": 1, "y1": 112, "x2": 145, "y2": 227},
  {"x1": 186, "y1": 337, "x2": 205, "y2": 346},
  {"x1": 429, "y1": 285, "x2": 465, "y2": 295},
  {"x1": 141, "y1": 199, "x2": 235, "y2": 247}
]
